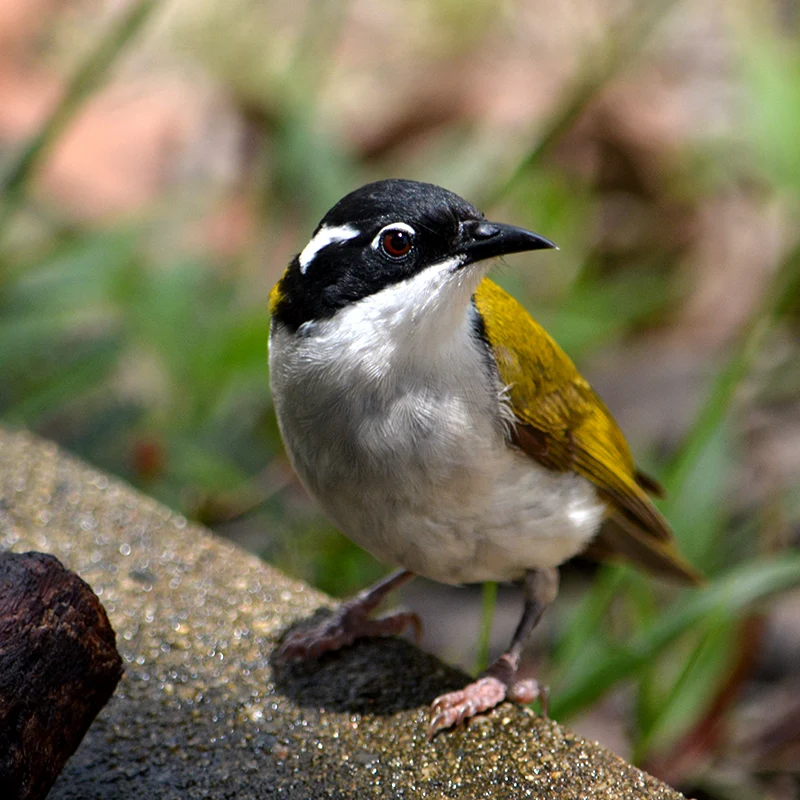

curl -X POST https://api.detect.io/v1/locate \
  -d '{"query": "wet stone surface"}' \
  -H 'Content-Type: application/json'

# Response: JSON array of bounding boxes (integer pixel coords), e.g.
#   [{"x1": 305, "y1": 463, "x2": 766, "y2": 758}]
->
[{"x1": 0, "y1": 427, "x2": 684, "y2": 799}]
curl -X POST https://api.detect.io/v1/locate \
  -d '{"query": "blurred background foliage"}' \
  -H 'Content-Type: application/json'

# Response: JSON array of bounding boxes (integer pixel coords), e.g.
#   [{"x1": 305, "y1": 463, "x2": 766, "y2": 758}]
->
[{"x1": 1, "y1": 0, "x2": 799, "y2": 795}]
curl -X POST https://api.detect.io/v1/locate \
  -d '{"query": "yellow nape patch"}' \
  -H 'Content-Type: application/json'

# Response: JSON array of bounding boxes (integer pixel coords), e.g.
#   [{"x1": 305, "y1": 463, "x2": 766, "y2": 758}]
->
[{"x1": 268, "y1": 281, "x2": 284, "y2": 315}]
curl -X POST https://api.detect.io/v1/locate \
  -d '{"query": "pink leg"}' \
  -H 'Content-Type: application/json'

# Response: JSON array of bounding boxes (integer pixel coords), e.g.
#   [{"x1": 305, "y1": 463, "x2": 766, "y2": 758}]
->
[
  {"x1": 276, "y1": 569, "x2": 420, "y2": 662},
  {"x1": 428, "y1": 568, "x2": 558, "y2": 738}
]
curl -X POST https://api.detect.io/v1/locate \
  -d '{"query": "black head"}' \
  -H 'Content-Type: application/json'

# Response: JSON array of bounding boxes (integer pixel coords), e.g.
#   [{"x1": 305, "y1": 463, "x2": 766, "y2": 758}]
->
[{"x1": 270, "y1": 179, "x2": 555, "y2": 331}]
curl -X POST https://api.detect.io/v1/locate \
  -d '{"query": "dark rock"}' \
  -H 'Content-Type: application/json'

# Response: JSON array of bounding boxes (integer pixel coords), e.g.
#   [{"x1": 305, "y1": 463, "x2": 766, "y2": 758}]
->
[{"x1": 0, "y1": 550, "x2": 123, "y2": 800}]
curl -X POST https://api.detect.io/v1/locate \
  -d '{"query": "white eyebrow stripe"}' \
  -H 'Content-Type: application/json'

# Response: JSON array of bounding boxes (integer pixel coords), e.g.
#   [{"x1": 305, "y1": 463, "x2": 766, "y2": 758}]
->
[{"x1": 298, "y1": 224, "x2": 360, "y2": 273}]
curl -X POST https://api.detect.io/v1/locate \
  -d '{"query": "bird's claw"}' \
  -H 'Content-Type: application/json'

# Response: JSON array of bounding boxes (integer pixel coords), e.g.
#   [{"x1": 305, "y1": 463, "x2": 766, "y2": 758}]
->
[
  {"x1": 428, "y1": 674, "x2": 545, "y2": 738},
  {"x1": 276, "y1": 606, "x2": 421, "y2": 663}
]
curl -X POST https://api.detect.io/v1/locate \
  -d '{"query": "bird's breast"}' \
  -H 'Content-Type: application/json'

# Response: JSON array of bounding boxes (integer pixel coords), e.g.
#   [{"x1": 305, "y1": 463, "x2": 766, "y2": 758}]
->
[{"x1": 269, "y1": 314, "x2": 604, "y2": 584}]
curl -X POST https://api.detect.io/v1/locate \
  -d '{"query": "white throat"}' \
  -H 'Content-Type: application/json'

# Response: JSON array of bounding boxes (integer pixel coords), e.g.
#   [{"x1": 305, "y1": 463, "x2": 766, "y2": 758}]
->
[{"x1": 297, "y1": 255, "x2": 481, "y2": 376}]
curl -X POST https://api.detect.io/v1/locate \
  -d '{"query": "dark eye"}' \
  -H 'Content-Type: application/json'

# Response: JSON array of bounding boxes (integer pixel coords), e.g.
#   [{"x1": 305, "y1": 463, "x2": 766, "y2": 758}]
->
[{"x1": 379, "y1": 227, "x2": 414, "y2": 259}]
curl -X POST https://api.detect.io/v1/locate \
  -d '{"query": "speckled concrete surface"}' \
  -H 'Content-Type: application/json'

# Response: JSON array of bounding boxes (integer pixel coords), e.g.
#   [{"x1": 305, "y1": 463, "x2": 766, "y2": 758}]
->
[{"x1": 0, "y1": 427, "x2": 684, "y2": 799}]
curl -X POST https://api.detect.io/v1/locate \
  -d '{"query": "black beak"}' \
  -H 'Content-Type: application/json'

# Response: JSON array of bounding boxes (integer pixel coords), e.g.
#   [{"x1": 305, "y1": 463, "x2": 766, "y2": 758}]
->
[{"x1": 456, "y1": 219, "x2": 557, "y2": 265}]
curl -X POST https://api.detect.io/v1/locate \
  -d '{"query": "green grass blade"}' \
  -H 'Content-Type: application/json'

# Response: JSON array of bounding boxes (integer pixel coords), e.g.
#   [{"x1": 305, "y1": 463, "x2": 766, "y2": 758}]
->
[
  {"x1": 550, "y1": 553, "x2": 800, "y2": 719},
  {"x1": 551, "y1": 566, "x2": 625, "y2": 682},
  {"x1": 632, "y1": 615, "x2": 735, "y2": 761},
  {"x1": 475, "y1": 581, "x2": 498, "y2": 673},
  {"x1": 663, "y1": 244, "x2": 800, "y2": 500},
  {"x1": 1, "y1": 339, "x2": 121, "y2": 425}
]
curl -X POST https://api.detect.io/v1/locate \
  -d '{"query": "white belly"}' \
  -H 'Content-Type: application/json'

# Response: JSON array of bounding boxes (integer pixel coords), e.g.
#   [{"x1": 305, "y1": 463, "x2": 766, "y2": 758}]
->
[
  {"x1": 323, "y1": 443, "x2": 606, "y2": 585},
  {"x1": 270, "y1": 309, "x2": 605, "y2": 585}
]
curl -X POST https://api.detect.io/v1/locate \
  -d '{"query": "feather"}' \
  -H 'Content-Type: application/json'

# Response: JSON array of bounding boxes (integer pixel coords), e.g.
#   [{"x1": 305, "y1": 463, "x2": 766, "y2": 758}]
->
[{"x1": 473, "y1": 278, "x2": 702, "y2": 585}]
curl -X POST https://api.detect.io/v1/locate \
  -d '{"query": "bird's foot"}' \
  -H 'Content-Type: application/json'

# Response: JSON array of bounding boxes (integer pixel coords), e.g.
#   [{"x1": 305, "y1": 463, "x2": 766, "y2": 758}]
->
[
  {"x1": 276, "y1": 569, "x2": 419, "y2": 663},
  {"x1": 276, "y1": 603, "x2": 422, "y2": 663},
  {"x1": 428, "y1": 653, "x2": 546, "y2": 738}
]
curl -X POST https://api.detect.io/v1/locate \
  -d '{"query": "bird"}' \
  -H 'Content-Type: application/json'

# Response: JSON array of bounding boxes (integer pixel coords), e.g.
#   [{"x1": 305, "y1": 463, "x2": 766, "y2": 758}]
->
[{"x1": 268, "y1": 178, "x2": 702, "y2": 738}]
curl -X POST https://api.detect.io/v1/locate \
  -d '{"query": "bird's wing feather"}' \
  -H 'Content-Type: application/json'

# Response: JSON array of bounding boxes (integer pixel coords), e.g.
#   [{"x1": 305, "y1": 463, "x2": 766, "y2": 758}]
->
[{"x1": 473, "y1": 278, "x2": 702, "y2": 584}]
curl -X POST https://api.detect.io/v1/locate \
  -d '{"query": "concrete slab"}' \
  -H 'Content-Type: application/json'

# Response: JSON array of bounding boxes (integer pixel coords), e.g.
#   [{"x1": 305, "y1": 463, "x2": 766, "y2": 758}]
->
[{"x1": 0, "y1": 427, "x2": 683, "y2": 799}]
